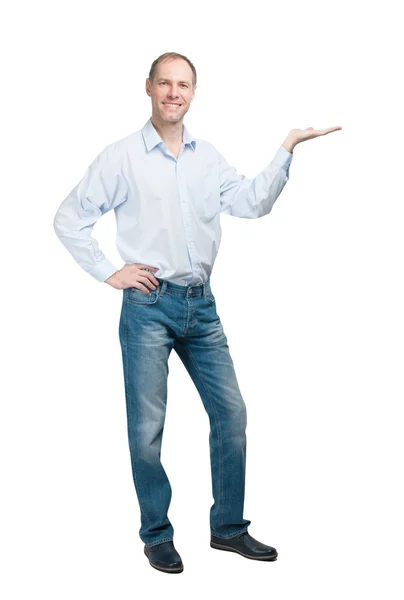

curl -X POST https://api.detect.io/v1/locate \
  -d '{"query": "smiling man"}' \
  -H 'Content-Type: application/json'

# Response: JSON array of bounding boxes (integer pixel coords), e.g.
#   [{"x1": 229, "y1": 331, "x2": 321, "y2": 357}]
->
[{"x1": 53, "y1": 51, "x2": 342, "y2": 574}]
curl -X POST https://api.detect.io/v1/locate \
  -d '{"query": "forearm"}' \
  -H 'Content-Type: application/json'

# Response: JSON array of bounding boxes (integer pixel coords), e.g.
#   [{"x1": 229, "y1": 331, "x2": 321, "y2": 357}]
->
[
  {"x1": 281, "y1": 134, "x2": 298, "y2": 154},
  {"x1": 53, "y1": 206, "x2": 118, "y2": 283},
  {"x1": 219, "y1": 144, "x2": 294, "y2": 219}
]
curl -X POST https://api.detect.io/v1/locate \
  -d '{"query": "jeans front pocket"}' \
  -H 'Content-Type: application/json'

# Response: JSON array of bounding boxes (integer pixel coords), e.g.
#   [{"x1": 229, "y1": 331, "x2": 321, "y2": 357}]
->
[
  {"x1": 204, "y1": 290, "x2": 216, "y2": 304},
  {"x1": 127, "y1": 285, "x2": 161, "y2": 306}
]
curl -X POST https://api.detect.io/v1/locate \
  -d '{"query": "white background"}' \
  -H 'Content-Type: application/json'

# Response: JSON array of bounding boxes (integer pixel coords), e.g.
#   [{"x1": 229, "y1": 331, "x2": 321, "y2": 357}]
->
[{"x1": 1, "y1": 0, "x2": 403, "y2": 597}]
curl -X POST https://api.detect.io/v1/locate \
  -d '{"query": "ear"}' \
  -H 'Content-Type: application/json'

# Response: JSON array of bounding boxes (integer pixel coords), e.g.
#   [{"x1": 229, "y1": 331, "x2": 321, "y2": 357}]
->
[{"x1": 145, "y1": 78, "x2": 151, "y2": 97}]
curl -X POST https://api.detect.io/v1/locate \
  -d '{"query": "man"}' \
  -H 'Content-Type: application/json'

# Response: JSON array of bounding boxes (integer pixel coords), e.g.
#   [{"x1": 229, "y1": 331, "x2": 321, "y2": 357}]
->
[{"x1": 53, "y1": 51, "x2": 342, "y2": 574}]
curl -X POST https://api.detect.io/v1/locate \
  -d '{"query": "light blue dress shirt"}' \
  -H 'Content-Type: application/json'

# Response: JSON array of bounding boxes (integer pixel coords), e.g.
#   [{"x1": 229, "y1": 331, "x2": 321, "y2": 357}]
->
[{"x1": 53, "y1": 117, "x2": 293, "y2": 286}]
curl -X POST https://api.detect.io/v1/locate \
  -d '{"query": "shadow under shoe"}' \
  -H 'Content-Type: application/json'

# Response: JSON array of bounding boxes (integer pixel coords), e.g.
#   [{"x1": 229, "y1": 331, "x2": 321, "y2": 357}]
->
[
  {"x1": 144, "y1": 541, "x2": 184, "y2": 573},
  {"x1": 210, "y1": 531, "x2": 278, "y2": 561}
]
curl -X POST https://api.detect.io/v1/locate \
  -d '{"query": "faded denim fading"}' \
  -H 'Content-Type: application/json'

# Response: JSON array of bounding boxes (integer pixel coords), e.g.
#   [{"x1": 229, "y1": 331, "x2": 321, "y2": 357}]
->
[{"x1": 119, "y1": 277, "x2": 251, "y2": 547}]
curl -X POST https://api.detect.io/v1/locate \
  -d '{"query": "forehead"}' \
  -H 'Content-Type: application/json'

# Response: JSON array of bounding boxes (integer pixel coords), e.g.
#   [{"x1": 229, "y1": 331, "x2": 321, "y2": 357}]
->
[{"x1": 154, "y1": 59, "x2": 193, "y2": 83}]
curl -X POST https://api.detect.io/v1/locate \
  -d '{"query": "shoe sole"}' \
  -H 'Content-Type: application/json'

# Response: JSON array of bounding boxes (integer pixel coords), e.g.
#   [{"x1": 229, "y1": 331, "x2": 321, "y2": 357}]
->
[
  {"x1": 144, "y1": 547, "x2": 184, "y2": 573},
  {"x1": 210, "y1": 541, "x2": 278, "y2": 561}
]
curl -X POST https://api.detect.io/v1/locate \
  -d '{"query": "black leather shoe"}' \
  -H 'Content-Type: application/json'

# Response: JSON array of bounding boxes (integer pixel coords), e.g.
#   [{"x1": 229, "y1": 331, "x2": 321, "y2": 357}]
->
[
  {"x1": 144, "y1": 541, "x2": 184, "y2": 573},
  {"x1": 210, "y1": 531, "x2": 278, "y2": 561}
]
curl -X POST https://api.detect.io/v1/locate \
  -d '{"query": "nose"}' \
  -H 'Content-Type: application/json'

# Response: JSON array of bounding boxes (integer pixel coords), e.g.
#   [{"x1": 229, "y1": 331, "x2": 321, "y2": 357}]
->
[{"x1": 167, "y1": 85, "x2": 180, "y2": 98}]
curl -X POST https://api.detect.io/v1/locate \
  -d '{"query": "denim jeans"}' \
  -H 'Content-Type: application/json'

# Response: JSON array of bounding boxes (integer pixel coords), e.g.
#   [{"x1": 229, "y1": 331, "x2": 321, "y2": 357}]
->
[{"x1": 119, "y1": 277, "x2": 251, "y2": 547}]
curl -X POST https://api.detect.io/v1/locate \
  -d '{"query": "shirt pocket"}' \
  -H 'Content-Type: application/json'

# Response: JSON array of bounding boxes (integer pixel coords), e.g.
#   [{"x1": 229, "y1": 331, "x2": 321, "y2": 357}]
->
[
  {"x1": 192, "y1": 162, "x2": 220, "y2": 222},
  {"x1": 197, "y1": 189, "x2": 220, "y2": 221}
]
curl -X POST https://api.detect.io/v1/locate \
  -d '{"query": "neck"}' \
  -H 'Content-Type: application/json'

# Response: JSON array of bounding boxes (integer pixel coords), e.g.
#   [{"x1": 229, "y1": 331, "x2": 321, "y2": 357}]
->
[{"x1": 151, "y1": 115, "x2": 183, "y2": 147}]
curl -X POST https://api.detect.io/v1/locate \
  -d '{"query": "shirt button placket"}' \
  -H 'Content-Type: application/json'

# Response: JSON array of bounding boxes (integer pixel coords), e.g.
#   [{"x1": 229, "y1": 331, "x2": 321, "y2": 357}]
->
[{"x1": 177, "y1": 158, "x2": 201, "y2": 282}]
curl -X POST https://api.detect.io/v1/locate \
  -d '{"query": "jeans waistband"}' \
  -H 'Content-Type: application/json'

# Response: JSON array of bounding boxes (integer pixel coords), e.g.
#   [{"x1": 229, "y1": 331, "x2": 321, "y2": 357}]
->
[{"x1": 157, "y1": 277, "x2": 211, "y2": 298}]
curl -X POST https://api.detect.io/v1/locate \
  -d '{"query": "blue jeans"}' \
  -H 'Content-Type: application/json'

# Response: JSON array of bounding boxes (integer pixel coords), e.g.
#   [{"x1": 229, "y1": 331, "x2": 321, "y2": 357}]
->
[{"x1": 119, "y1": 277, "x2": 251, "y2": 547}]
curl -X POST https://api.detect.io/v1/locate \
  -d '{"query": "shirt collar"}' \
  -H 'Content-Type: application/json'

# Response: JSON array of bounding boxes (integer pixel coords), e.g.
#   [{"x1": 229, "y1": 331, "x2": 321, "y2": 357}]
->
[{"x1": 141, "y1": 117, "x2": 196, "y2": 152}]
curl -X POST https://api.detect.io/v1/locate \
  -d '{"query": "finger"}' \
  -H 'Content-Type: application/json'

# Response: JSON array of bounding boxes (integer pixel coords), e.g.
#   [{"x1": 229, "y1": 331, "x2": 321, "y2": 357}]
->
[
  {"x1": 136, "y1": 264, "x2": 159, "y2": 272},
  {"x1": 320, "y1": 126, "x2": 343, "y2": 135},
  {"x1": 132, "y1": 282, "x2": 152, "y2": 295},
  {"x1": 142, "y1": 271, "x2": 160, "y2": 286},
  {"x1": 146, "y1": 267, "x2": 160, "y2": 285},
  {"x1": 135, "y1": 265, "x2": 159, "y2": 284},
  {"x1": 142, "y1": 267, "x2": 160, "y2": 285},
  {"x1": 139, "y1": 275, "x2": 157, "y2": 290}
]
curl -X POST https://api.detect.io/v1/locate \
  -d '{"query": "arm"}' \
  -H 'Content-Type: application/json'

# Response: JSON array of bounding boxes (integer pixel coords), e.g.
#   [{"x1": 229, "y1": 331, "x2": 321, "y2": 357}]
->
[
  {"x1": 53, "y1": 143, "x2": 128, "y2": 282},
  {"x1": 218, "y1": 135, "x2": 295, "y2": 219},
  {"x1": 217, "y1": 124, "x2": 342, "y2": 219}
]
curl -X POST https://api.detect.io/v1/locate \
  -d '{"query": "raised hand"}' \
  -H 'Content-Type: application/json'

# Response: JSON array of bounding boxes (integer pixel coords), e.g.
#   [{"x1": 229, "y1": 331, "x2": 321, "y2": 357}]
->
[{"x1": 283, "y1": 125, "x2": 342, "y2": 152}]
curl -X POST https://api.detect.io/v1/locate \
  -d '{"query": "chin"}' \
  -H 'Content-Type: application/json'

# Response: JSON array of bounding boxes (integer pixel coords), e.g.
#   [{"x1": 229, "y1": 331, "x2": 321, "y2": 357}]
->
[{"x1": 162, "y1": 114, "x2": 182, "y2": 123}]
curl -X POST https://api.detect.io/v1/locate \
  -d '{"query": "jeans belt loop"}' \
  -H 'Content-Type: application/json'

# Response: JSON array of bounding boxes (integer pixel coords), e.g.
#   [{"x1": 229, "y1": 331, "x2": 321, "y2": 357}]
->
[{"x1": 159, "y1": 280, "x2": 167, "y2": 297}]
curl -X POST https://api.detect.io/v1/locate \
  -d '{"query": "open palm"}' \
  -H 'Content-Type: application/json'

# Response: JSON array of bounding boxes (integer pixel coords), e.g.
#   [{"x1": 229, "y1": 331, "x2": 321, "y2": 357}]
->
[{"x1": 290, "y1": 126, "x2": 342, "y2": 144}]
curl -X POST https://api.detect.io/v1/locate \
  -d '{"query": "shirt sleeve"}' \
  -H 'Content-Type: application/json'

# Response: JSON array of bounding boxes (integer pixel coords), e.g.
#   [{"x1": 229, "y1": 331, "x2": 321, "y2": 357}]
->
[
  {"x1": 53, "y1": 143, "x2": 128, "y2": 282},
  {"x1": 218, "y1": 145, "x2": 293, "y2": 218}
]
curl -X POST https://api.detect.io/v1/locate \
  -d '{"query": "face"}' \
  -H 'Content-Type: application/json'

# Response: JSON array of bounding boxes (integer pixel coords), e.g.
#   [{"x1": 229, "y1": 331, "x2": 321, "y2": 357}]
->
[{"x1": 146, "y1": 58, "x2": 196, "y2": 124}]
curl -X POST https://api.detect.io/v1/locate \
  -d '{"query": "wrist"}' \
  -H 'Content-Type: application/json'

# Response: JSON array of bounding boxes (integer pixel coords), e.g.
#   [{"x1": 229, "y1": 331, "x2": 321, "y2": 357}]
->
[
  {"x1": 105, "y1": 269, "x2": 124, "y2": 289},
  {"x1": 282, "y1": 136, "x2": 297, "y2": 154}
]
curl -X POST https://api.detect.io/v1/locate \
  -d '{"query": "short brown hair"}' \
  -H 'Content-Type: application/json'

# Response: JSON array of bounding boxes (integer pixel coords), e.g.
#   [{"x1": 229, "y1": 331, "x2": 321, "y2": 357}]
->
[{"x1": 149, "y1": 52, "x2": 197, "y2": 88}]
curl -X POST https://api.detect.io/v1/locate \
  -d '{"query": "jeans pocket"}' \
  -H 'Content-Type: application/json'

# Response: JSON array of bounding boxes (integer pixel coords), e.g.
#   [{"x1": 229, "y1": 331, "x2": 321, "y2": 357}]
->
[
  {"x1": 127, "y1": 285, "x2": 161, "y2": 305},
  {"x1": 205, "y1": 291, "x2": 215, "y2": 304}
]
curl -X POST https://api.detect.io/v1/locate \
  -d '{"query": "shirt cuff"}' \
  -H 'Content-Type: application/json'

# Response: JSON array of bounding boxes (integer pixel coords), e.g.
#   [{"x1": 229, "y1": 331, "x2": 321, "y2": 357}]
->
[
  {"x1": 272, "y1": 144, "x2": 294, "y2": 169},
  {"x1": 87, "y1": 258, "x2": 119, "y2": 283}
]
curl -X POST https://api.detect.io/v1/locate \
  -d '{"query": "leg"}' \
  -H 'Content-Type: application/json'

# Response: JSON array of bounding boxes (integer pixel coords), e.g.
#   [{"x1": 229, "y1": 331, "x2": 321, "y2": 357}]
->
[
  {"x1": 174, "y1": 308, "x2": 251, "y2": 539},
  {"x1": 119, "y1": 288, "x2": 175, "y2": 547}
]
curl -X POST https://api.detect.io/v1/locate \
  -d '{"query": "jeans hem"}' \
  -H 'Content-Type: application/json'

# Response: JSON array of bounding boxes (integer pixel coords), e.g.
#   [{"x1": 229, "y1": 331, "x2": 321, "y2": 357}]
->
[
  {"x1": 210, "y1": 526, "x2": 249, "y2": 540},
  {"x1": 144, "y1": 536, "x2": 174, "y2": 548}
]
